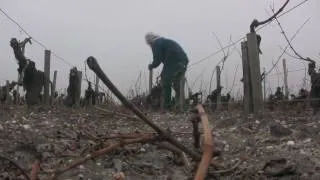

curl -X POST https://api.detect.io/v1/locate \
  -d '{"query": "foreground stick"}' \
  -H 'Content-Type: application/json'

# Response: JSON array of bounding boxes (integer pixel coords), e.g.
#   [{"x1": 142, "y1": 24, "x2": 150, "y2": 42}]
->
[
  {"x1": 95, "y1": 106, "x2": 140, "y2": 120},
  {"x1": 51, "y1": 136, "x2": 155, "y2": 180},
  {"x1": 86, "y1": 56, "x2": 200, "y2": 160},
  {"x1": 0, "y1": 156, "x2": 31, "y2": 180},
  {"x1": 194, "y1": 104, "x2": 214, "y2": 180},
  {"x1": 30, "y1": 159, "x2": 41, "y2": 180}
]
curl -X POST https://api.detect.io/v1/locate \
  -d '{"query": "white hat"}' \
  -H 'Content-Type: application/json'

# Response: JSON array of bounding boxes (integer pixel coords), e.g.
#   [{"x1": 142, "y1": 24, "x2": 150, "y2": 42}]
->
[{"x1": 145, "y1": 32, "x2": 161, "y2": 44}]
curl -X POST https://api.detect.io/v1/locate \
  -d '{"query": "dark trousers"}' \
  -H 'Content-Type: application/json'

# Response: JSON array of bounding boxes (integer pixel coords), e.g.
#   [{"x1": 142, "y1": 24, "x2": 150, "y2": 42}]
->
[
  {"x1": 161, "y1": 68, "x2": 186, "y2": 109},
  {"x1": 310, "y1": 85, "x2": 320, "y2": 114}
]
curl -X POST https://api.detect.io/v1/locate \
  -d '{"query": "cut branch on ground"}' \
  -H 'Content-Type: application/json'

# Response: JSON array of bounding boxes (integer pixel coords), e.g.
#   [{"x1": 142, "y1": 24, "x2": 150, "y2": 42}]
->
[{"x1": 0, "y1": 156, "x2": 31, "y2": 180}]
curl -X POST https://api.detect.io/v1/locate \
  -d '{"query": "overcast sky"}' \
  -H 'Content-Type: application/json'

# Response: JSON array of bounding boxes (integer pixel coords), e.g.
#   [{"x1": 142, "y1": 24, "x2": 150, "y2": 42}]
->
[{"x1": 0, "y1": 0, "x2": 319, "y2": 97}]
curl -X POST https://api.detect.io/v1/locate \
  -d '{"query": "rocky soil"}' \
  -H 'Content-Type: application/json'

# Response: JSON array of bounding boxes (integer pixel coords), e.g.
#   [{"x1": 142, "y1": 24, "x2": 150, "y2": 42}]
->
[{"x1": 0, "y1": 104, "x2": 319, "y2": 180}]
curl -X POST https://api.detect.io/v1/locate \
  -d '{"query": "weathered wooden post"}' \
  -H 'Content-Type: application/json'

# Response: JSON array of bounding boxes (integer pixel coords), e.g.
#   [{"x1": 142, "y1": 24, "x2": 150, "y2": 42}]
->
[
  {"x1": 216, "y1": 65, "x2": 221, "y2": 110},
  {"x1": 282, "y1": 59, "x2": 289, "y2": 99},
  {"x1": 241, "y1": 33, "x2": 263, "y2": 114},
  {"x1": 95, "y1": 75, "x2": 100, "y2": 104},
  {"x1": 75, "y1": 71, "x2": 82, "y2": 107},
  {"x1": 44, "y1": 50, "x2": 51, "y2": 105},
  {"x1": 51, "y1": 70, "x2": 57, "y2": 105},
  {"x1": 52, "y1": 71, "x2": 57, "y2": 93},
  {"x1": 179, "y1": 74, "x2": 186, "y2": 112},
  {"x1": 16, "y1": 82, "x2": 20, "y2": 104},
  {"x1": 241, "y1": 41, "x2": 252, "y2": 114},
  {"x1": 88, "y1": 92, "x2": 92, "y2": 107},
  {"x1": 247, "y1": 33, "x2": 263, "y2": 113},
  {"x1": 149, "y1": 69, "x2": 153, "y2": 94}
]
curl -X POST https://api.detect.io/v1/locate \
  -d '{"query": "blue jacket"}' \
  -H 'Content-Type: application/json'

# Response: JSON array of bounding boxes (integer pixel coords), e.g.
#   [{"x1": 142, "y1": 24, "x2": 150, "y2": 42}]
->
[{"x1": 150, "y1": 38, "x2": 189, "y2": 71}]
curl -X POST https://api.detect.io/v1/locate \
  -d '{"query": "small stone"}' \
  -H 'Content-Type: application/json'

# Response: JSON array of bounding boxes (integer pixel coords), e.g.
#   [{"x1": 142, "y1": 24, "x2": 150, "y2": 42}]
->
[
  {"x1": 104, "y1": 162, "x2": 113, "y2": 168},
  {"x1": 287, "y1": 141, "x2": 295, "y2": 146},
  {"x1": 96, "y1": 162, "x2": 101, "y2": 166},
  {"x1": 224, "y1": 144, "x2": 230, "y2": 151},
  {"x1": 266, "y1": 146, "x2": 273, "y2": 149},
  {"x1": 22, "y1": 124, "x2": 31, "y2": 130},
  {"x1": 0, "y1": 172, "x2": 9, "y2": 179},
  {"x1": 300, "y1": 149, "x2": 307, "y2": 154},
  {"x1": 79, "y1": 165, "x2": 85, "y2": 169},
  {"x1": 140, "y1": 147, "x2": 146, "y2": 152},
  {"x1": 0, "y1": 125, "x2": 3, "y2": 130},
  {"x1": 270, "y1": 124, "x2": 292, "y2": 137},
  {"x1": 78, "y1": 174, "x2": 84, "y2": 180},
  {"x1": 42, "y1": 152, "x2": 53, "y2": 160},
  {"x1": 303, "y1": 138, "x2": 312, "y2": 143},
  {"x1": 255, "y1": 120, "x2": 260, "y2": 124}
]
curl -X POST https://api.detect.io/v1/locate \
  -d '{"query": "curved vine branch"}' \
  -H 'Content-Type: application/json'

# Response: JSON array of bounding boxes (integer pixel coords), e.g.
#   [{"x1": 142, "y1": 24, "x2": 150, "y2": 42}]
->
[
  {"x1": 273, "y1": 15, "x2": 314, "y2": 62},
  {"x1": 279, "y1": 45, "x2": 302, "y2": 60},
  {"x1": 250, "y1": 0, "x2": 290, "y2": 32},
  {"x1": 265, "y1": 17, "x2": 311, "y2": 76}
]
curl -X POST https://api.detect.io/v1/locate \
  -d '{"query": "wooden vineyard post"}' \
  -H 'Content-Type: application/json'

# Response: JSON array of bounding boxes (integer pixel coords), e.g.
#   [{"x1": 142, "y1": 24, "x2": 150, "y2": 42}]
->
[
  {"x1": 52, "y1": 71, "x2": 57, "y2": 93},
  {"x1": 51, "y1": 70, "x2": 57, "y2": 104},
  {"x1": 216, "y1": 65, "x2": 221, "y2": 111},
  {"x1": 44, "y1": 50, "x2": 51, "y2": 105},
  {"x1": 16, "y1": 81, "x2": 20, "y2": 104},
  {"x1": 241, "y1": 33, "x2": 263, "y2": 114},
  {"x1": 247, "y1": 33, "x2": 263, "y2": 114},
  {"x1": 95, "y1": 75, "x2": 100, "y2": 104},
  {"x1": 283, "y1": 58, "x2": 289, "y2": 99},
  {"x1": 179, "y1": 74, "x2": 186, "y2": 112},
  {"x1": 241, "y1": 41, "x2": 252, "y2": 114},
  {"x1": 75, "y1": 71, "x2": 82, "y2": 107},
  {"x1": 88, "y1": 94, "x2": 92, "y2": 106}
]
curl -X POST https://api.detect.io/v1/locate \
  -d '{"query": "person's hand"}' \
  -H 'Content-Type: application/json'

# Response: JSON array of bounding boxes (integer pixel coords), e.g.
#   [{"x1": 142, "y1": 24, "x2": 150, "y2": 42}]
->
[{"x1": 148, "y1": 64, "x2": 153, "y2": 70}]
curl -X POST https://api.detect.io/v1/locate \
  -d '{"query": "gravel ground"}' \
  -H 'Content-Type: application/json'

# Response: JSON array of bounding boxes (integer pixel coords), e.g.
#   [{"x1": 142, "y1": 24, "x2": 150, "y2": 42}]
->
[{"x1": 0, "y1": 104, "x2": 319, "y2": 180}]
